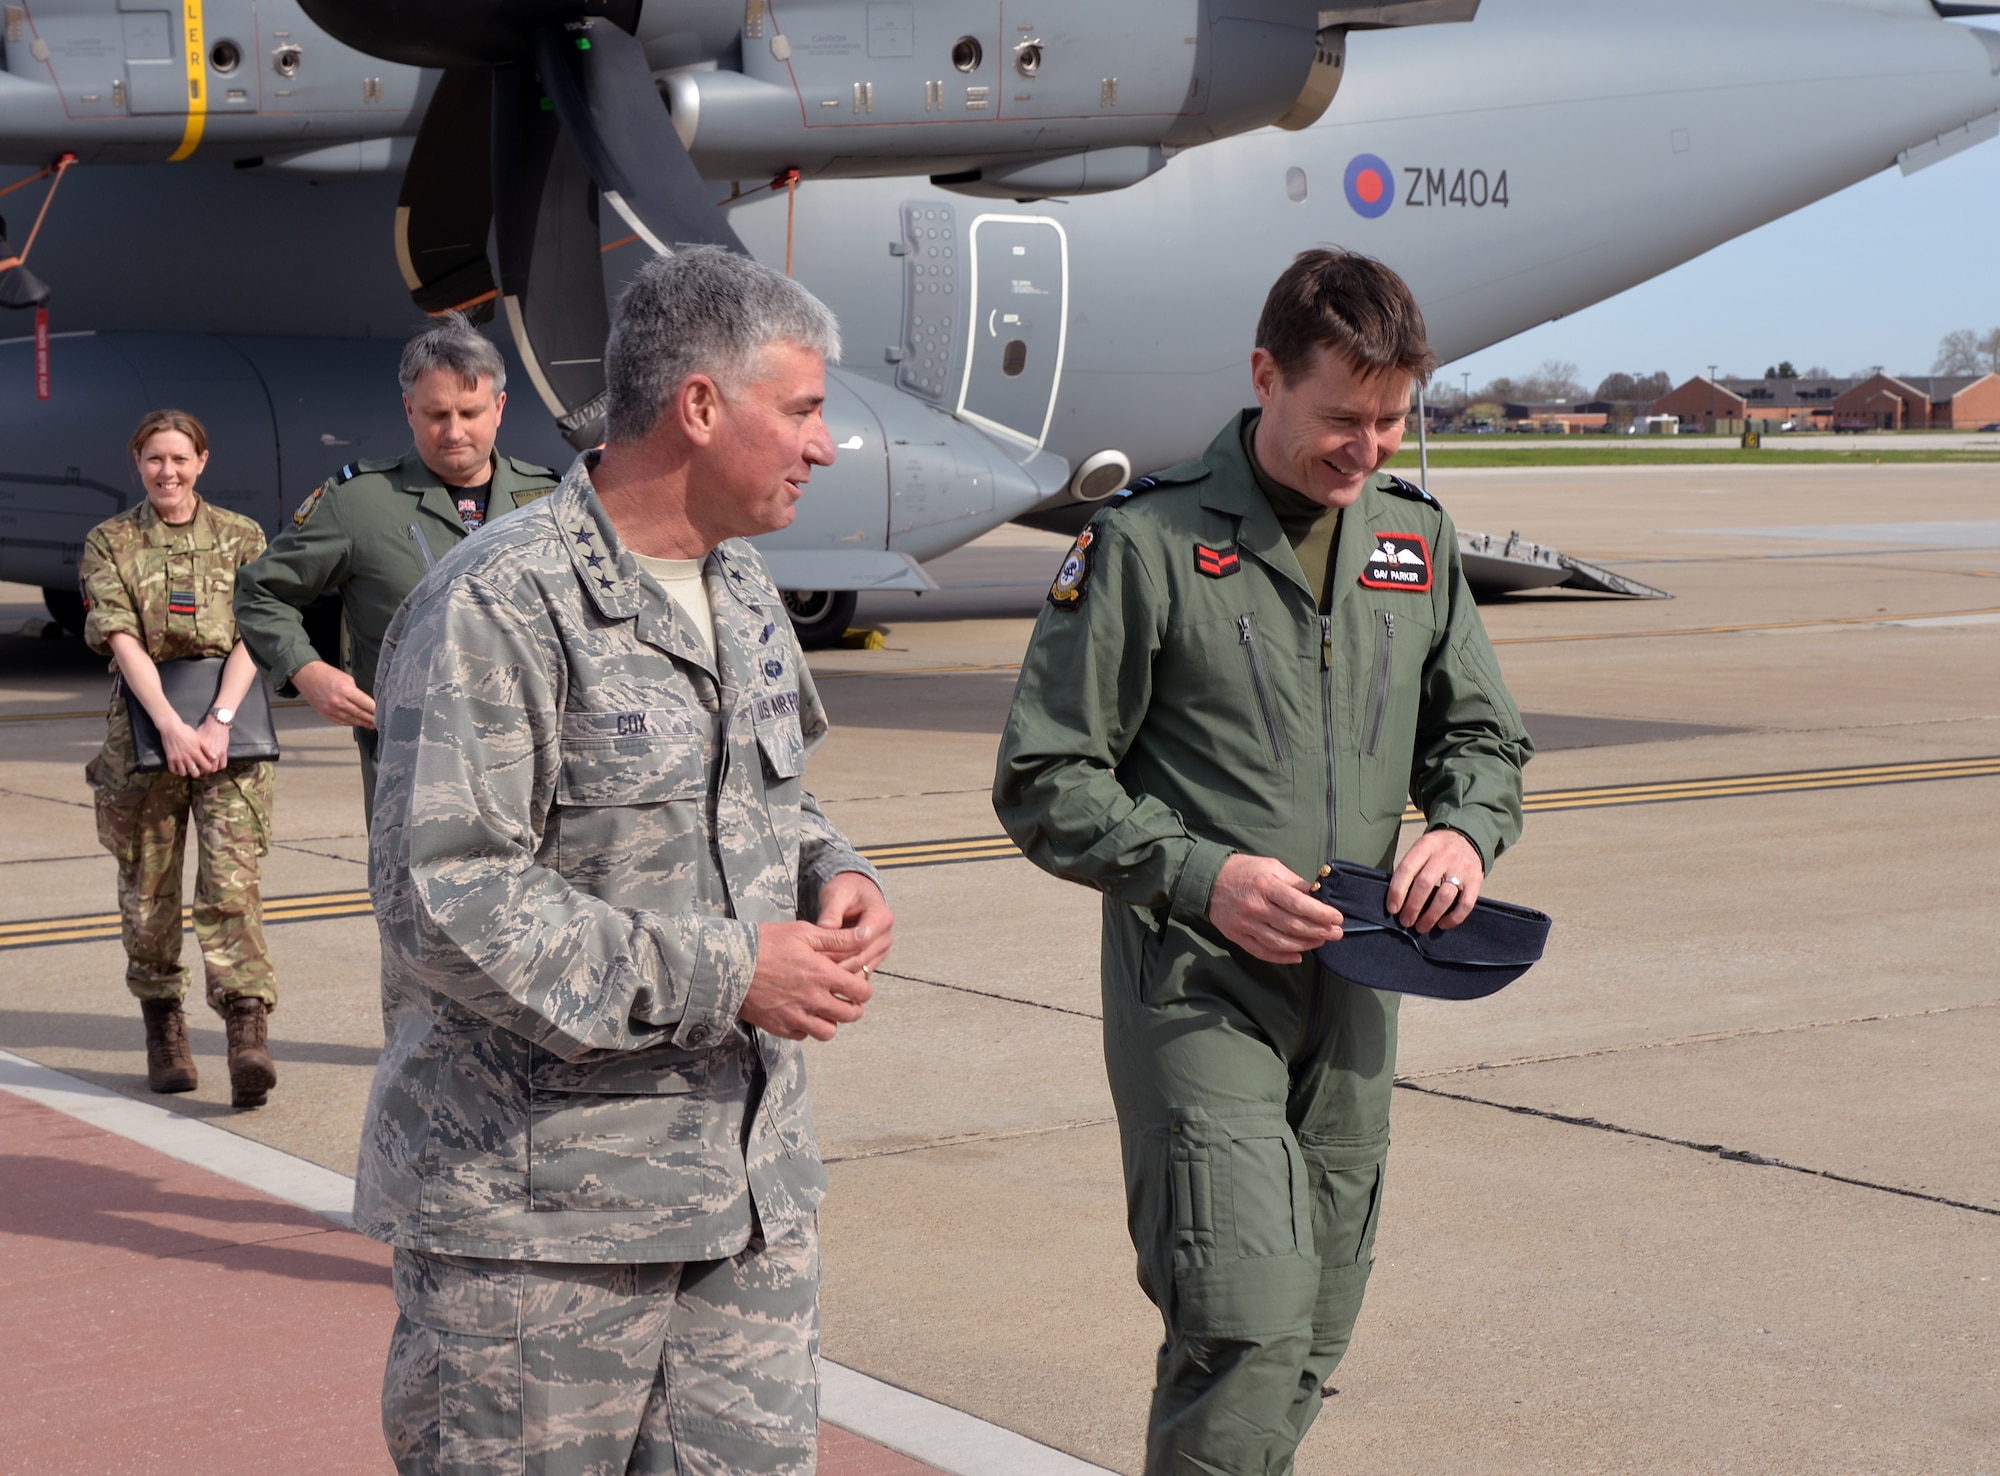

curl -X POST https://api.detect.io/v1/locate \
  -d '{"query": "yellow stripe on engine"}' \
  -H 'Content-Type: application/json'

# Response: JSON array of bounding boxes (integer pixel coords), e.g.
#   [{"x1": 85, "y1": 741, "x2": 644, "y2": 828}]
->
[{"x1": 167, "y1": 0, "x2": 206, "y2": 162}]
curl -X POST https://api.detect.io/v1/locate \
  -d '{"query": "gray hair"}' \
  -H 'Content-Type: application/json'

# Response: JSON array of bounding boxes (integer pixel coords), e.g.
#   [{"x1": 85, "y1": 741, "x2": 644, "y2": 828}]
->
[
  {"x1": 398, "y1": 311, "x2": 507, "y2": 398},
  {"x1": 604, "y1": 247, "x2": 842, "y2": 444}
]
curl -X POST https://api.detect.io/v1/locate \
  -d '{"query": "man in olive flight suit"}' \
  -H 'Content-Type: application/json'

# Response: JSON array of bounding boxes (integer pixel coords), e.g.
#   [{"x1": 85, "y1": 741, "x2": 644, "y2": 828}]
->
[
  {"x1": 995, "y1": 251, "x2": 1532, "y2": 1475},
  {"x1": 233, "y1": 312, "x2": 559, "y2": 819},
  {"x1": 357, "y1": 249, "x2": 893, "y2": 1475}
]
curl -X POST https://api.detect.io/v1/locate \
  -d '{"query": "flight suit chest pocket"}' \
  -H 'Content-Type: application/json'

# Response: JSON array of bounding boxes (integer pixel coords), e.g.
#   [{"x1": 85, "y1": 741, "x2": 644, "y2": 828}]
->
[
  {"x1": 556, "y1": 707, "x2": 709, "y2": 807},
  {"x1": 527, "y1": 1050, "x2": 713, "y2": 1213},
  {"x1": 1159, "y1": 611, "x2": 1302, "y2": 832},
  {"x1": 1354, "y1": 599, "x2": 1438, "y2": 821}
]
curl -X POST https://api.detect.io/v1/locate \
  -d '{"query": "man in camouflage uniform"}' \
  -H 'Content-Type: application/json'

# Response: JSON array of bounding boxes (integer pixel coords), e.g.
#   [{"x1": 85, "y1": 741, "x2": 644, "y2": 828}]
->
[
  {"x1": 233, "y1": 312, "x2": 559, "y2": 820},
  {"x1": 81, "y1": 449, "x2": 279, "y2": 1107},
  {"x1": 357, "y1": 249, "x2": 893, "y2": 1475}
]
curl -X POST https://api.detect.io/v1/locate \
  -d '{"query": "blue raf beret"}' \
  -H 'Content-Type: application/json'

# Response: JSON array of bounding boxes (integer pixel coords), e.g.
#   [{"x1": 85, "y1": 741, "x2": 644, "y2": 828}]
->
[{"x1": 1312, "y1": 861, "x2": 1550, "y2": 1000}]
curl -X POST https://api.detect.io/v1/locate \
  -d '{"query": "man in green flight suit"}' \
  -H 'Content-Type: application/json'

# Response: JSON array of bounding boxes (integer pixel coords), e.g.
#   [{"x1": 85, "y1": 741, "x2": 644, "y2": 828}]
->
[
  {"x1": 995, "y1": 250, "x2": 1533, "y2": 1475},
  {"x1": 233, "y1": 312, "x2": 560, "y2": 818}
]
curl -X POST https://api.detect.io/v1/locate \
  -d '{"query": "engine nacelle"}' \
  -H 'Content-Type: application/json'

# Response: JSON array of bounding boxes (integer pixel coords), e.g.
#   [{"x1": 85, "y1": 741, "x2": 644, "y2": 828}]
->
[{"x1": 664, "y1": 0, "x2": 1333, "y2": 192}]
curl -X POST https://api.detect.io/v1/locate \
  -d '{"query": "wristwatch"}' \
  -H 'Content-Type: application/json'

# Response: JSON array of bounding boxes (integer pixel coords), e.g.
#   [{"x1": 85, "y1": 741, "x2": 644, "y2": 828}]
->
[{"x1": 211, "y1": 706, "x2": 235, "y2": 727}]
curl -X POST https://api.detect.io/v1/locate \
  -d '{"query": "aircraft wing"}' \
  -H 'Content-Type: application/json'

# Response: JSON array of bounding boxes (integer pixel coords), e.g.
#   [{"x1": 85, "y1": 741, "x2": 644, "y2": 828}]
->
[{"x1": 1318, "y1": 2, "x2": 1483, "y2": 26}]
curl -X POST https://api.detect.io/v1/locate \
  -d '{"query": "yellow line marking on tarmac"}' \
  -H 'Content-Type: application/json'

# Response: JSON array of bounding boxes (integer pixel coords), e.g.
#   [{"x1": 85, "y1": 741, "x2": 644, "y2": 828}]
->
[{"x1": 4, "y1": 756, "x2": 1995, "y2": 950}]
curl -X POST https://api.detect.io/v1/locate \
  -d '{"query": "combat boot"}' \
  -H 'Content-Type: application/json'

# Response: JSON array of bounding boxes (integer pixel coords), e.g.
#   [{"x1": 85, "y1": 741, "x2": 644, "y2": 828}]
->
[
  {"x1": 224, "y1": 996, "x2": 276, "y2": 1110},
  {"x1": 140, "y1": 998, "x2": 198, "y2": 1094}
]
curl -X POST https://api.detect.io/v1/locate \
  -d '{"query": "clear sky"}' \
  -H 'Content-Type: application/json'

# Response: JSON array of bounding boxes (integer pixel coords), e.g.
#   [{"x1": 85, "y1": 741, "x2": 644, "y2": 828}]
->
[{"x1": 1441, "y1": 20, "x2": 2000, "y2": 396}]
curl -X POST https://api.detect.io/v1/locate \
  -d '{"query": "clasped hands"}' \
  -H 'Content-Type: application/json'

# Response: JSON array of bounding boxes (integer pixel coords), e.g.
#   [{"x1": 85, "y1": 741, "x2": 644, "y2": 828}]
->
[
  {"x1": 158, "y1": 712, "x2": 234, "y2": 778},
  {"x1": 1208, "y1": 829, "x2": 1485, "y2": 965},
  {"x1": 739, "y1": 871, "x2": 895, "y2": 1042}
]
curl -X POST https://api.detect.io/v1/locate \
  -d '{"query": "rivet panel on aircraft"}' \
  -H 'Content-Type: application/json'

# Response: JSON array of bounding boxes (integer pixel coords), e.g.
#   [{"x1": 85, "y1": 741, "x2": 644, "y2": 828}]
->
[{"x1": 896, "y1": 202, "x2": 961, "y2": 402}]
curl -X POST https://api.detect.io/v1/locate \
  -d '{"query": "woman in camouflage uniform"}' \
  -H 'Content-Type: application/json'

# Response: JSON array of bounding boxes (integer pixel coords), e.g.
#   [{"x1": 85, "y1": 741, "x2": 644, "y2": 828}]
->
[{"x1": 81, "y1": 409, "x2": 280, "y2": 1109}]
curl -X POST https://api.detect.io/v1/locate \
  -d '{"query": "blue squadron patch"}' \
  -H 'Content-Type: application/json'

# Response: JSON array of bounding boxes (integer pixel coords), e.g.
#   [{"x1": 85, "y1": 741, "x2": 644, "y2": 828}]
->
[
  {"x1": 291, "y1": 486, "x2": 324, "y2": 527},
  {"x1": 1048, "y1": 524, "x2": 1097, "y2": 609},
  {"x1": 764, "y1": 658, "x2": 784, "y2": 679}
]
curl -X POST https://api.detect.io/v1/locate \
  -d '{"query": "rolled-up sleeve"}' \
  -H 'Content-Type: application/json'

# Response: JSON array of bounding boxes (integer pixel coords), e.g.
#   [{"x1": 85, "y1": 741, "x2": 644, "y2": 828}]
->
[{"x1": 79, "y1": 528, "x2": 140, "y2": 655}]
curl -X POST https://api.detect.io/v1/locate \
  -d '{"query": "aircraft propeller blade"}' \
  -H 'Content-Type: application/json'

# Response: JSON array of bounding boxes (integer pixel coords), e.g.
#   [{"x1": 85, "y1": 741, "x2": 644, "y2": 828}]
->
[
  {"x1": 527, "y1": 15, "x2": 746, "y2": 257},
  {"x1": 491, "y1": 61, "x2": 612, "y2": 450},
  {"x1": 0, "y1": 220, "x2": 51, "y2": 310},
  {"x1": 394, "y1": 69, "x2": 498, "y2": 319}
]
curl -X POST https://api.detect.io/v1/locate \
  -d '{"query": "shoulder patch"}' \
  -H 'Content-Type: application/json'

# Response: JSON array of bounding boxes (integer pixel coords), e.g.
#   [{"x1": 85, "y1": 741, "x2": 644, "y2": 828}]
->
[
  {"x1": 1384, "y1": 474, "x2": 1441, "y2": 508},
  {"x1": 1047, "y1": 524, "x2": 1097, "y2": 609},
  {"x1": 291, "y1": 486, "x2": 325, "y2": 526}
]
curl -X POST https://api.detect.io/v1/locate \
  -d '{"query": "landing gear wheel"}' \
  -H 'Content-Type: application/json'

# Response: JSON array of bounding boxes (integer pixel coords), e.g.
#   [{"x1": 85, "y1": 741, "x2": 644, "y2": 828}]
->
[
  {"x1": 782, "y1": 590, "x2": 857, "y2": 650},
  {"x1": 41, "y1": 587, "x2": 84, "y2": 636}
]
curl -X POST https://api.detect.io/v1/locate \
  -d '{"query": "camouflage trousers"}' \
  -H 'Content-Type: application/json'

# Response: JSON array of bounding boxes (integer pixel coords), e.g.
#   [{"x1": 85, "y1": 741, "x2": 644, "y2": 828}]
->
[
  {"x1": 85, "y1": 714, "x2": 276, "y2": 1012},
  {"x1": 383, "y1": 1223, "x2": 820, "y2": 1476}
]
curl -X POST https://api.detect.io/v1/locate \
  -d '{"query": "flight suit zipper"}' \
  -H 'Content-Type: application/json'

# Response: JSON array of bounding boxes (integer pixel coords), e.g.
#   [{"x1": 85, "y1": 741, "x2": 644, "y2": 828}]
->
[
  {"x1": 1364, "y1": 610, "x2": 1395, "y2": 757},
  {"x1": 1238, "y1": 614, "x2": 1285, "y2": 763},
  {"x1": 1302, "y1": 613, "x2": 1337, "y2": 1063}
]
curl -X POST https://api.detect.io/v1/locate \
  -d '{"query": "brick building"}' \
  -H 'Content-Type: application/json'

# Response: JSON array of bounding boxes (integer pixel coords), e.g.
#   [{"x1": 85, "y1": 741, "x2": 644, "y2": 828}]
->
[
  {"x1": 1649, "y1": 377, "x2": 1748, "y2": 433},
  {"x1": 1831, "y1": 373, "x2": 2000, "y2": 429},
  {"x1": 1500, "y1": 401, "x2": 1610, "y2": 432},
  {"x1": 1649, "y1": 375, "x2": 1853, "y2": 432},
  {"x1": 1649, "y1": 372, "x2": 2000, "y2": 431}
]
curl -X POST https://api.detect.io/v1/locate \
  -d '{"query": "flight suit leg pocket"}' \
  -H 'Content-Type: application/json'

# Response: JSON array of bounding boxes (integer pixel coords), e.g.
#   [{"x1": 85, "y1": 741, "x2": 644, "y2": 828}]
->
[
  {"x1": 389, "y1": 1249, "x2": 526, "y2": 1476},
  {"x1": 1167, "y1": 1107, "x2": 1319, "y2": 1340},
  {"x1": 1297, "y1": 1134, "x2": 1388, "y2": 1369}
]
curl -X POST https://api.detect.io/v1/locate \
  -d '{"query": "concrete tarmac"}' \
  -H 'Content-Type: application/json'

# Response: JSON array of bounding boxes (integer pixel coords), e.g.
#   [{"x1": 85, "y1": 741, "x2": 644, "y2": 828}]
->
[{"x1": 2, "y1": 460, "x2": 1996, "y2": 1473}]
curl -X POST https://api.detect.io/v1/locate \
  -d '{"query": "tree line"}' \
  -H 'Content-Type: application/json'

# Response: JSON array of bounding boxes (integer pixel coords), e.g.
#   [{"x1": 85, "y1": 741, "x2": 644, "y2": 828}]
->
[
  {"x1": 1457, "y1": 360, "x2": 1672, "y2": 406},
  {"x1": 1932, "y1": 328, "x2": 2000, "y2": 376}
]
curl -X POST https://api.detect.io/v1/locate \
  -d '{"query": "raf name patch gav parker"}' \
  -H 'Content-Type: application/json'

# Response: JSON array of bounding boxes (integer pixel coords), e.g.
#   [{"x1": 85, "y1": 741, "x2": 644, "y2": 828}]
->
[
  {"x1": 1360, "y1": 531, "x2": 1432, "y2": 592},
  {"x1": 1048, "y1": 525, "x2": 1096, "y2": 608}
]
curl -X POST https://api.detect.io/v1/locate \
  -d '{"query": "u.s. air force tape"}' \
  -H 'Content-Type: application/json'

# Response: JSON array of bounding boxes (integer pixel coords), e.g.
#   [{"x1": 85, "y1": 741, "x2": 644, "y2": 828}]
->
[{"x1": 1310, "y1": 859, "x2": 1550, "y2": 1000}]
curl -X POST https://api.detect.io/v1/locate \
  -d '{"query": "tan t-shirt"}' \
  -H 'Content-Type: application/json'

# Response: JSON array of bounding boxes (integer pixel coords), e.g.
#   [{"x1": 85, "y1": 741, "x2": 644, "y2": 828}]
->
[{"x1": 631, "y1": 551, "x2": 716, "y2": 664}]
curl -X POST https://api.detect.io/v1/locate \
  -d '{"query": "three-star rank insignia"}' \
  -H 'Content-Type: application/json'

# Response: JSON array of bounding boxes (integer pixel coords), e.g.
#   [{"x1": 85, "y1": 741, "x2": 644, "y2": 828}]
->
[
  {"x1": 1048, "y1": 525, "x2": 1097, "y2": 609},
  {"x1": 1359, "y1": 531, "x2": 1432, "y2": 592},
  {"x1": 1194, "y1": 542, "x2": 1241, "y2": 579}
]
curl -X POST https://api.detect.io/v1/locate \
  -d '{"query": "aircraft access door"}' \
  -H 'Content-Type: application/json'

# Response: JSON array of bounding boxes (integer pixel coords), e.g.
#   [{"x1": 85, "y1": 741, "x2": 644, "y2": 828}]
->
[{"x1": 955, "y1": 215, "x2": 1068, "y2": 450}]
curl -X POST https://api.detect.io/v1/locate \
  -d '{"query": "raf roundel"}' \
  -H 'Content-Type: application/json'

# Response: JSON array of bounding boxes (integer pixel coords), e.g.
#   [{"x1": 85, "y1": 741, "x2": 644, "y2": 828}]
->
[{"x1": 1343, "y1": 154, "x2": 1395, "y2": 220}]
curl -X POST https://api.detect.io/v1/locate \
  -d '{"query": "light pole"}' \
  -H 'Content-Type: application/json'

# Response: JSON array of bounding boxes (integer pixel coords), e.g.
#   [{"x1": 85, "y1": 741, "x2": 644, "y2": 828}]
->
[
  {"x1": 1461, "y1": 371, "x2": 1471, "y2": 427},
  {"x1": 1708, "y1": 363, "x2": 1719, "y2": 434}
]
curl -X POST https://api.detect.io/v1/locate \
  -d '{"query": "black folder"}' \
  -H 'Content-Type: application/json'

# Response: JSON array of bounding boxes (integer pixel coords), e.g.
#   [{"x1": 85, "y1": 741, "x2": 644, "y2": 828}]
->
[{"x1": 123, "y1": 656, "x2": 281, "y2": 773}]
